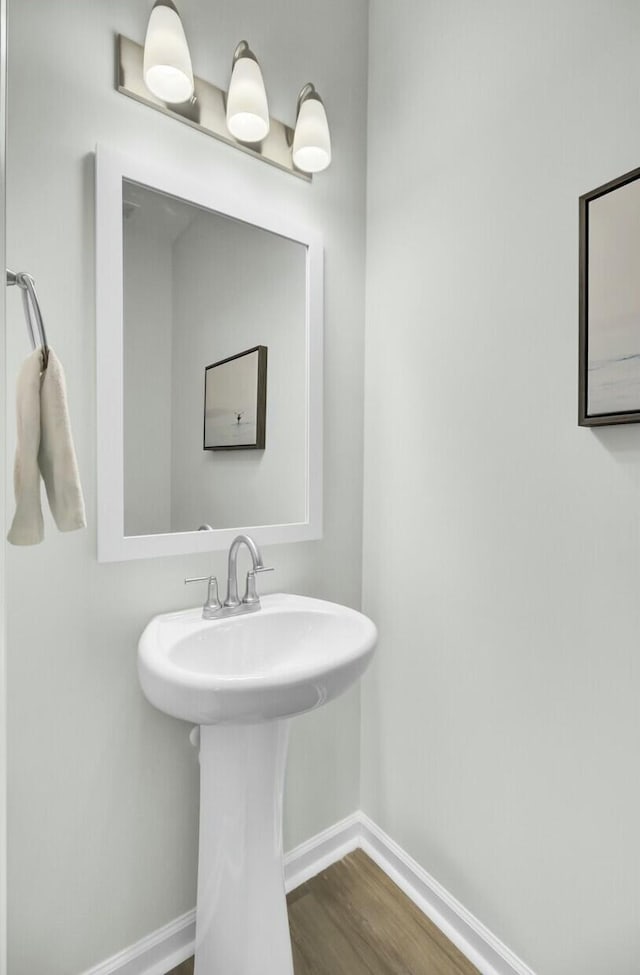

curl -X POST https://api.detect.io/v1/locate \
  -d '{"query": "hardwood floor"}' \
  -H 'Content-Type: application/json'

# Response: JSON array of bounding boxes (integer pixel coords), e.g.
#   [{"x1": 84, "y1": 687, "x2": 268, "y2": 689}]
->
[
  {"x1": 167, "y1": 961, "x2": 194, "y2": 975},
  {"x1": 167, "y1": 850, "x2": 479, "y2": 975}
]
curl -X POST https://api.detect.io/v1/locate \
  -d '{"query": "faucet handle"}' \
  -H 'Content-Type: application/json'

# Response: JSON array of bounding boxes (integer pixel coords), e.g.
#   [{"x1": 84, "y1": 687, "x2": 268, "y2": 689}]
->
[
  {"x1": 242, "y1": 566, "x2": 274, "y2": 606},
  {"x1": 185, "y1": 575, "x2": 221, "y2": 617}
]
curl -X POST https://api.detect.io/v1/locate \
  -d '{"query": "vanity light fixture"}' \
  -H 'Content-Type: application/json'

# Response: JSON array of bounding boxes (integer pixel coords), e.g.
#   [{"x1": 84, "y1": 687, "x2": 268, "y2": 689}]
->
[
  {"x1": 292, "y1": 84, "x2": 332, "y2": 174},
  {"x1": 225, "y1": 41, "x2": 270, "y2": 144},
  {"x1": 118, "y1": 15, "x2": 332, "y2": 179},
  {"x1": 143, "y1": 0, "x2": 194, "y2": 104}
]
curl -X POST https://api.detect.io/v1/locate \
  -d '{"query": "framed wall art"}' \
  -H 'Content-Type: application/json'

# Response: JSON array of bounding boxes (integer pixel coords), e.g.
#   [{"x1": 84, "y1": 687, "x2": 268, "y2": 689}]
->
[
  {"x1": 204, "y1": 345, "x2": 267, "y2": 450},
  {"x1": 579, "y1": 164, "x2": 640, "y2": 426}
]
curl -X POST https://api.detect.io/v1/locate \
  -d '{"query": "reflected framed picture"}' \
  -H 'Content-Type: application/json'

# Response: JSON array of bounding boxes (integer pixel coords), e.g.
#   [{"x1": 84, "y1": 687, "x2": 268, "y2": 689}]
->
[
  {"x1": 579, "y1": 164, "x2": 640, "y2": 426},
  {"x1": 204, "y1": 345, "x2": 267, "y2": 450}
]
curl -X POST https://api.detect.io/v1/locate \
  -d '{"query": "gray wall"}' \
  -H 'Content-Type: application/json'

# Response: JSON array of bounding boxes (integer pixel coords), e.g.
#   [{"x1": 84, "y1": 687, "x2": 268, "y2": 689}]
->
[
  {"x1": 5, "y1": 1, "x2": 368, "y2": 972},
  {"x1": 362, "y1": 2, "x2": 640, "y2": 974}
]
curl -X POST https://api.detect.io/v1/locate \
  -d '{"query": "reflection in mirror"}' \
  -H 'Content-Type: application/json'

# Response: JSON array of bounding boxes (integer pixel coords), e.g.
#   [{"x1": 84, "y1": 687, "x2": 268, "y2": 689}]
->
[{"x1": 122, "y1": 180, "x2": 307, "y2": 536}]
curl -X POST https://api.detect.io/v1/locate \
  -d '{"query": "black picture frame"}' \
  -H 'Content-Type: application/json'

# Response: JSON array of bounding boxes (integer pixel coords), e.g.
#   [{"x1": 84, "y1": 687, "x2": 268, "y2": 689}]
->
[
  {"x1": 203, "y1": 345, "x2": 267, "y2": 450},
  {"x1": 579, "y1": 164, "x2": 640, "y2": 426}
]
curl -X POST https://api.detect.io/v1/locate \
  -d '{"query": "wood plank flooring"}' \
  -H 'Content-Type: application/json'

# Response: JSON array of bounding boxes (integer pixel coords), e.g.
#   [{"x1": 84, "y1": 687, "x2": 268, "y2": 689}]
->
[{"x1": 167, "y1": 850, "x2": 479, "y2": 975}]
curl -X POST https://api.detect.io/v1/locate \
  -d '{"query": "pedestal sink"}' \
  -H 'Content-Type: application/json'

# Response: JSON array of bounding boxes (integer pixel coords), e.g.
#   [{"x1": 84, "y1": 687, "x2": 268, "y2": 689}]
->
[{"x1": 138, "y1": 592, "x2": 377, "y2": 975}]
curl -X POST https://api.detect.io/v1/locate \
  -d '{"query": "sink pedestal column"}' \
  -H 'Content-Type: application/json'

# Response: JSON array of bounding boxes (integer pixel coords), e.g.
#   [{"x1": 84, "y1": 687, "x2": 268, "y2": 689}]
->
[{"x1": 194, "y1": 720, "x2": 293, "y2": 975}]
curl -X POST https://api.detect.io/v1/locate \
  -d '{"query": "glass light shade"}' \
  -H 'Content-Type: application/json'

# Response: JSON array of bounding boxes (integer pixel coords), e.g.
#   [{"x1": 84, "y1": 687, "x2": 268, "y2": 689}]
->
[
  {"x1": 226, "y1": 56, "x2": 270, "y2": 143},
  {"x1": 292, "y1": 97, "x2": 332, "y2": 173},
  {"x1": 143, "y1": 3, "x2": 194, "y2": 104}
]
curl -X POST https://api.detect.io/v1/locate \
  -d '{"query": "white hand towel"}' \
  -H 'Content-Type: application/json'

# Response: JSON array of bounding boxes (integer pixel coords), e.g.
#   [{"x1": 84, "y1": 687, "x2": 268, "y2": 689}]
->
[
  {"x1": 7, "y1": 349, "x2": 45, "y2": 545},
  {"x1": 38, "y1": 349, "x2": 86, "y2": 533}
]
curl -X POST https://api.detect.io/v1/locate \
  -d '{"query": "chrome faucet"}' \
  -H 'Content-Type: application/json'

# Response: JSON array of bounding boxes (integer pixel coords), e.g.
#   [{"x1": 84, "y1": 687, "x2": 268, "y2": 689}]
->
[
  {"x1": 224, "y1": 534, "x2": 273, "y2": 609},
  {"x1": 185, "y1": 534, "x2": 273, "y2": 620}
]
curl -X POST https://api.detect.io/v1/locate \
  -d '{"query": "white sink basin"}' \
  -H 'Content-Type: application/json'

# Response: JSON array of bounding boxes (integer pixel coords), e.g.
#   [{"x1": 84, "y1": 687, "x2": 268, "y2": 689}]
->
[{"x1": 138, "y1": 592, "x2": 377, "y2": 725}]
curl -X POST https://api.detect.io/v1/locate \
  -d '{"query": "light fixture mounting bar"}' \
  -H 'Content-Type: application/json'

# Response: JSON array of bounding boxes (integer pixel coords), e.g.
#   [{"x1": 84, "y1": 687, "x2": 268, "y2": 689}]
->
[{"x1": 116, "y1": 35, "x2": 311, "y2": 182}]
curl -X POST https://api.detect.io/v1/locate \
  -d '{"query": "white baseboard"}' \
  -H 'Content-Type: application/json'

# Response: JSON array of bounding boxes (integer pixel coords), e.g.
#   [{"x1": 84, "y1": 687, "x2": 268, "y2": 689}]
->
[
  {"x1": 82, "y1": 811, "x2": 535, "y2": 975},
  {"x1": 80, "y1": 910, "x2": 195, "y2": 975},
  {"x1": 284, "y1": 810, "x2": 362, "y2": 892}
]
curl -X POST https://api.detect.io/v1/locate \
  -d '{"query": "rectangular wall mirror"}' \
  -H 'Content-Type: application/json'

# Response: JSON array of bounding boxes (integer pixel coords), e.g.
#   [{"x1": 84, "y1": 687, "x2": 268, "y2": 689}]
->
[{"x1": 96, "y1": 145, "x2": 323, "y2": 561}]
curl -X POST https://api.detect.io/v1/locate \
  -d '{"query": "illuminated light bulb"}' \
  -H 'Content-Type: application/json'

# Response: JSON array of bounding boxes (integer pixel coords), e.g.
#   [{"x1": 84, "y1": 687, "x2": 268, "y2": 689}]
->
[
  {"x1": 292, "y1": 84, "x2": 331, "y2": 174},
  {"x1": 226, "y1": 41, "x2": 270, "y2": 143},
  {"x1": 143, "y1": 0, "x2": 194, "y2": 104}
]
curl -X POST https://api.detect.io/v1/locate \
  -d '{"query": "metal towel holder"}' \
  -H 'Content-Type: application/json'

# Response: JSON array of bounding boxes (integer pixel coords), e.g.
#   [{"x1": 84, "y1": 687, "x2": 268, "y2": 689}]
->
[{"x1": 6, "y1": 268, "x2": 50, "y2": 369}]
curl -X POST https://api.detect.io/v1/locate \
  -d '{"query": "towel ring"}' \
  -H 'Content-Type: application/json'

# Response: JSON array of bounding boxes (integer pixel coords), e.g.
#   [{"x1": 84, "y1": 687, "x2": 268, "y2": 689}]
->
[{"x1": 6, "y1": 268, "x2": 50, "y2": 370}]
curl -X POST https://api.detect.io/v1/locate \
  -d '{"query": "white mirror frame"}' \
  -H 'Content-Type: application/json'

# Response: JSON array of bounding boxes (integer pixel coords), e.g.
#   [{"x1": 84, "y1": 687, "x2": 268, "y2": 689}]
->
[{"x1": 95, "y1": 144, "x2": 323, "y2": 561}]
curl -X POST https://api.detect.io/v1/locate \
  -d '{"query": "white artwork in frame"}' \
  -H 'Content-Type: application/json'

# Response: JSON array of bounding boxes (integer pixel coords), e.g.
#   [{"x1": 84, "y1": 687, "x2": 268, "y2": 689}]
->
[
  {"x1": 204, "y1": 346, "x2": 267, "y2": 450},
  {"x1": 580, "y1": 164, "x2": 640, "y2": 426}
]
